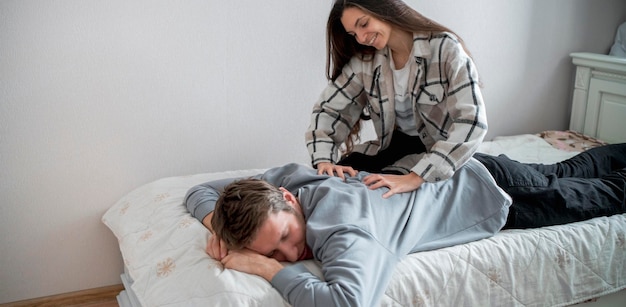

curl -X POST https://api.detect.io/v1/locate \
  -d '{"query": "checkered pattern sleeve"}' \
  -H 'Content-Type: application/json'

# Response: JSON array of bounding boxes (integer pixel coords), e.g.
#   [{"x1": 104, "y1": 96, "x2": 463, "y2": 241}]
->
[
  {"x1": 411, "y1": 34, "x2": 487, "y2": 182},
  {"x1": 305, "y1": 61, "x2": 368, "y2": 166}
]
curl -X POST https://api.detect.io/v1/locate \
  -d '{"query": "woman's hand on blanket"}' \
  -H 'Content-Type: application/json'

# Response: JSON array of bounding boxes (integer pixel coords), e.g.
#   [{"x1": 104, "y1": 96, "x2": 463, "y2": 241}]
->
[
  {"x1": 362, "y1": 172, "x2": 425, "y2": 198},
  {"x1": 221, "y1": 249, "x2": 284, "y2": 281},
  {"x1": 316, "y1": 162, "x2": 358, "y2": 180},
  {"x1": 206, "y1": 234, "x2": 229, "y2": 261}
]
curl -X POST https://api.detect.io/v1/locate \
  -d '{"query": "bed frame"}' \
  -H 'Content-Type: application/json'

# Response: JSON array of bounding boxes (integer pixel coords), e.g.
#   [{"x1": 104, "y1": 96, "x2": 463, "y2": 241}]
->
[{"x1": 569, "y1": 52, "x2": 626, "y2": 144}]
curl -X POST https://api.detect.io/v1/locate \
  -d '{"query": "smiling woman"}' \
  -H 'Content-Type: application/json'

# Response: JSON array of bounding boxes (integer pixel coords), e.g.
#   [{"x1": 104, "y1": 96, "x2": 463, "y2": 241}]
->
[
  {"x1": 340, "y1": 7, "x2": 397, "y2": 53},
  {"x1": 305, "y1": 0, "x2": 488, "y2": 199}
]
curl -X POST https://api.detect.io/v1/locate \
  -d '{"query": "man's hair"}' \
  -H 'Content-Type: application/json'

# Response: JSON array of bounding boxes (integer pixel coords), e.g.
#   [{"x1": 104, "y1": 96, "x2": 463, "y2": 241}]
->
[{"x1": 211, "y1": 178, "x2": 294, "y2": 249}]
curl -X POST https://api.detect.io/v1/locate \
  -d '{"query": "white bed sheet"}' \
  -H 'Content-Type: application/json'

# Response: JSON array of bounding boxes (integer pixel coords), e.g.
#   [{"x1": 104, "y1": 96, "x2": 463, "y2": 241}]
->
[{"x1": 103, "y1": 134, "x2": 626, "y2": 306}]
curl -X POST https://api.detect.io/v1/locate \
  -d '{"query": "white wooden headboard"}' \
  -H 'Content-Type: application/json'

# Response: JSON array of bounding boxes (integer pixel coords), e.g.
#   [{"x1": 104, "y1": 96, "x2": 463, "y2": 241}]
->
[{"x1": 569, "y1": 52, "x2": 626, "y2": 143}]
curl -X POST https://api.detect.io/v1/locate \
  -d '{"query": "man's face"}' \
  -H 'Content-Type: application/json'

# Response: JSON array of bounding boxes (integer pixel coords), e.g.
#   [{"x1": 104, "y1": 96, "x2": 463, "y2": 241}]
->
[{"x1": 247, "y1": 210, "x2": 312, "y2": 262}]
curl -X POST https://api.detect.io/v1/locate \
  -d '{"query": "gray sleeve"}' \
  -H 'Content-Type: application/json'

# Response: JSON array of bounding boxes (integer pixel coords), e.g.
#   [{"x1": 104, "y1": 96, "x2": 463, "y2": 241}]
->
[
  {"x1": 184, "y1": 163, "x2": 324, "y2": 221},
  {"x1": 271, "y1": 228, "x2": 398, "y2": 307},
  {"x1": 184, "y1": 177, "x2": 244, "y2": 222}
]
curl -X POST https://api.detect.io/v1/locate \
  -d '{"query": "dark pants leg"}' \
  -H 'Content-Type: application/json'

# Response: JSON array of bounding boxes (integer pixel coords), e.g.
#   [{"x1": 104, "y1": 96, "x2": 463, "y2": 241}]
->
[
  {"x1": 523, "y1": 143, "x2": 626, "y2": 178},
  {"x1": 338, "y1": 130, "x2": 426, "y2": 174},
  {"x1": 474, "y1": 143, "x2": 626, "y2": 229}
]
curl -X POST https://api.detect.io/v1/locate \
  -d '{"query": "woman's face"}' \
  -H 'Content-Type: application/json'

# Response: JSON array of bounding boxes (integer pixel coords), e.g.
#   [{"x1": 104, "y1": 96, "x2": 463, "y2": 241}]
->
[{"x1": 340, "y1": 6, "x2": 391, "y2": 50}]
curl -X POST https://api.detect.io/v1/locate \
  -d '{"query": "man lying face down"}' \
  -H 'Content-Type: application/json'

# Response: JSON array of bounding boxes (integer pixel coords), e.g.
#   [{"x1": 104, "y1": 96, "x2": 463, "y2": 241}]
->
[
  {"x1": 185, "y1": 160, "x2": 510, "y2": 307},
  {"x1": 184, "y1": 144, "x2": 626, "y2": 307}
]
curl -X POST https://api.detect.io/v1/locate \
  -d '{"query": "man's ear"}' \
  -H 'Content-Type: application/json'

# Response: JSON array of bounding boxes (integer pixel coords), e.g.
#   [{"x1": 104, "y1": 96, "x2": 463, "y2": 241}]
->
[
  {"x1": 279, "y1": 187, "x2": 297, "y2": 206},
  {"x1": 279, "y1": 187, "x2": 304, "y2": 216}
]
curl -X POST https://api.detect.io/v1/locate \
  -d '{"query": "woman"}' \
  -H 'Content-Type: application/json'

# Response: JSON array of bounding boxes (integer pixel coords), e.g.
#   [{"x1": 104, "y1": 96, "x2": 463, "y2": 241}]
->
[{"x1": 305, "y1": 0, "x2": 487, "y2": 198}]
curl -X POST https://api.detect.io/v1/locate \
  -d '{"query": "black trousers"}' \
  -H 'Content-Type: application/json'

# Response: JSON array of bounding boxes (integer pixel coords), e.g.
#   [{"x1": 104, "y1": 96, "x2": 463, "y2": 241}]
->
[
  {"x1": 474, "y1": 143, "x2": 626, "y2": 229},
  {"x1": 338, "y1": 130, "x2": 426, "y2": 175}
]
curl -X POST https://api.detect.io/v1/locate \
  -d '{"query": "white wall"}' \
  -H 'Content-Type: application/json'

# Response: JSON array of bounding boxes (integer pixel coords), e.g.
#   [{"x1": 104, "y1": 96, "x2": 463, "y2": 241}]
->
[
  {"x1": 1, "y1": 0, "x2": 624, "y2": 303},
  {"x1": 416, "y1": 0, "x2": 626, "y2": 138}
]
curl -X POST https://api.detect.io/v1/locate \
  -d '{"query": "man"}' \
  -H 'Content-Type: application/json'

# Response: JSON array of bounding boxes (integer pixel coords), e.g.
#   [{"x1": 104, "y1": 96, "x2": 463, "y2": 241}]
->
[{"x1": 184, "y1": 144, "x2": 626, "y2": 307}]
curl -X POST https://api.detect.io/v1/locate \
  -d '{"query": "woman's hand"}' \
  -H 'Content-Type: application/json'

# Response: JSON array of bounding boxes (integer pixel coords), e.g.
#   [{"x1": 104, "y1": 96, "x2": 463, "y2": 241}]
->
[
  {"x1": 221, "y1": 249, "x2": 284, "y2": 281},
  {"x1": 316, "y1": 162, "x2": 358, "y2": 180},
  {"x1": 362, "y1": 172, "x2": 425, "y2": 198}
]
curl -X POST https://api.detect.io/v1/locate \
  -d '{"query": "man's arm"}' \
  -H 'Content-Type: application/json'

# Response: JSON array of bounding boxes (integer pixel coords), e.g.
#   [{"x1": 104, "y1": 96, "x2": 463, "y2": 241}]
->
[
  {"x1": 201, "y1": 212, "x2": 214, "y2": 232},
  {"x1": 215, "y1": 226, "x2": 395, "y2": 307},
  {"x1": 184, "y1": 178, "x2": 243, "y2": 260},
  {"x1": 272, "y1": 227, "x2": 397, "y2": 307},
  {"x1": 184, "y1": 177, "x2": 241, "y2": 223},
  {"x1": 184, "y1": 163, "x2": 326, "y2": 224},
  {"x1": 220, "y1": 249, "x2": 284, "y2": 281}
]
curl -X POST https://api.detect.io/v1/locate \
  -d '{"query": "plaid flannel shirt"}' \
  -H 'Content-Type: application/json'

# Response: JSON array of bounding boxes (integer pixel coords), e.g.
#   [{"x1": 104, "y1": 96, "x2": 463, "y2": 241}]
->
[{"x1": 305, "y1": 32, "x2": 487, "y2": 182}]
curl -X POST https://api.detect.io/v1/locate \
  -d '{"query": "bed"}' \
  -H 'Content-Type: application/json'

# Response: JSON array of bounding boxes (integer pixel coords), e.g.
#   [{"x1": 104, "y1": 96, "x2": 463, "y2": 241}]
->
[{"x1": 102, "y1": 53, "x2": 626, "y2": 307}]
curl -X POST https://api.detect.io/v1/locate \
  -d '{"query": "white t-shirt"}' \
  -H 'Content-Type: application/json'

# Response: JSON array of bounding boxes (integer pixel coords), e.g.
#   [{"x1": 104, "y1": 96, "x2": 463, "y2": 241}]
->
[{"x1": 391, "y1": 55, "x2": 418, "y2": 136}]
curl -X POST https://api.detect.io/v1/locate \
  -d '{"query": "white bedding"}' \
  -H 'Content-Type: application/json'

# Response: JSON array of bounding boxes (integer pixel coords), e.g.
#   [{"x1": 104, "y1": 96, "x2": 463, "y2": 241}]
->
[{"x1": 102, "y1": 134, "x2": 626, "y2": 306}]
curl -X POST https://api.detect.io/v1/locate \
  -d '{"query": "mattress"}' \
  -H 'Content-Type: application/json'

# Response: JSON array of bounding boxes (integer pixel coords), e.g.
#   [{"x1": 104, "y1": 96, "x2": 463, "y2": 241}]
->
[{"x1": 102, "y1": 133, "x2": 626, "y2": 306}]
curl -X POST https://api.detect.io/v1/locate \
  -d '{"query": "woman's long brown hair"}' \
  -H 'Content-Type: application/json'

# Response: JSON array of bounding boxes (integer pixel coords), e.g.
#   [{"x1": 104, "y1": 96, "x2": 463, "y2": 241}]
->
[{"x1": 325, "y1": 0, "x2": 471, "y2": 154}]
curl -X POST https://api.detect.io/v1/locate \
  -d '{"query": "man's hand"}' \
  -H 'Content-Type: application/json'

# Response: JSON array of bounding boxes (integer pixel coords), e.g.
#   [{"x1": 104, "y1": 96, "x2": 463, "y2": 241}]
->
[
  {"x1": 362, "y1": 172, "x2": 425, "y2": 198},
  {"x1": 221, "y1": 249, "x2": 284, "y2": 281},
  {"x1": 206, "y1": 234, "x2": 229, "y2": 261},
  {"x1": 203, "y1": 212, "x2": 230, "y2": 261},
  {"x1": 316, "y1": 162, "x2": 358, "y2": 180}
]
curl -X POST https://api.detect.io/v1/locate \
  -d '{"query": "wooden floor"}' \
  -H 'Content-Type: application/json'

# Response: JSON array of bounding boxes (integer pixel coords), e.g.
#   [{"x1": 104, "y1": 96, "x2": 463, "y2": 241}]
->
[
  {"x1": 79, "y1": 297, "x2": 119, "y2": 307},
  {"x1": 1, "y1": 285, "x2": 123, "y2": 307},
  {"x1": 72, "y1": 300, "x2": 119, "y2": 307},
  {"x1": 2, "y1": 298, "x2": 119, "y2": 307}
]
